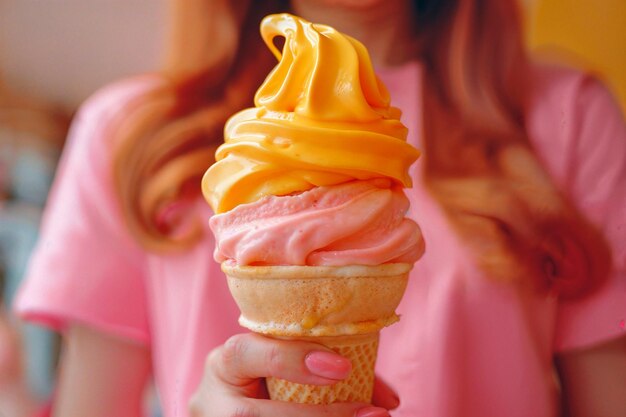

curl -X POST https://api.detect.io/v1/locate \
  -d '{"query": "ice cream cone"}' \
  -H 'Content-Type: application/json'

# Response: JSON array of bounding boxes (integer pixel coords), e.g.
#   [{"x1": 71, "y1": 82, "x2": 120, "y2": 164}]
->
[{"x1": 222, "y1": 262, "x2": 411, "y2": 404}]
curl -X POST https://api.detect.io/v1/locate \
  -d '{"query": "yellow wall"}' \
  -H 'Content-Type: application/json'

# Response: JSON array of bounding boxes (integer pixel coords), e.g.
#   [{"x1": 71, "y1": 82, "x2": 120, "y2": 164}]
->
[{"x1": 525, "y1": 0, "x2": 626, "y2": 112}]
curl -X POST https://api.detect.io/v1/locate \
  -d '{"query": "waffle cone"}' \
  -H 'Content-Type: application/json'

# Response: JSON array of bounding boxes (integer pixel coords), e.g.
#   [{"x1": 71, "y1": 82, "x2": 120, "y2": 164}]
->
[{"x1": 222, "y1": 263, "x2": 411, "y2": 404}]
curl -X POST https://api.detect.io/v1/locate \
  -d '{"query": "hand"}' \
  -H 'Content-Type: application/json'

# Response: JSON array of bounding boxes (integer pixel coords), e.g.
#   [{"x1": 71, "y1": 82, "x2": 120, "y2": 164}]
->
[{"x1": 190, "y1": 333, "x2": 399, "y2": 417}]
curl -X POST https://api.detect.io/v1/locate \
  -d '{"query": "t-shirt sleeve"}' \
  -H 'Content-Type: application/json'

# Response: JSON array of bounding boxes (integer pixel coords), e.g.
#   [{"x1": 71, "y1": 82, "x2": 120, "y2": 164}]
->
[
  {"x1": 13, "y1": 77, "x2": 161, "y2": 345},
  {"x1": 553, "y1": 75, "x2": 626, "y2": 352}
]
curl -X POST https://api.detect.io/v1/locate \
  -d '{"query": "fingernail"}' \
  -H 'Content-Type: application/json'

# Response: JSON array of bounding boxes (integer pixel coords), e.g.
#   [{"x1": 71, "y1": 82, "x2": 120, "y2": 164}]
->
[
  {"x1": 355, "y1": 406, "x2": 391, "y2": 417},
  {"x1": 304, "y1": 351, "x2": 351, "y2": 380}
]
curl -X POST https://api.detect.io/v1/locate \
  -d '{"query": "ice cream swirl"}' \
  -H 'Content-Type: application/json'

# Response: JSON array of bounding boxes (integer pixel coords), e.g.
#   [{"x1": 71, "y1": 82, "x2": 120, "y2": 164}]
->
[{"x1": 202, "y1": 13, "x2": 420, "y2": 213}]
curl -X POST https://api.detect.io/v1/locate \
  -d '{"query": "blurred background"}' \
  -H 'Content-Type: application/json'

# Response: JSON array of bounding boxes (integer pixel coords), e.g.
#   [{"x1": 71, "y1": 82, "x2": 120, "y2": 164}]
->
[{"x1": 0, "y1": 0, "x2": 624, "y2": 415}]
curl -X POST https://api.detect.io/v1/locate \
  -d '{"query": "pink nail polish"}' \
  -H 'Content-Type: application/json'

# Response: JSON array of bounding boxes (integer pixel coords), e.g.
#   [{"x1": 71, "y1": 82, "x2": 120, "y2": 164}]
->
[
  {"x1": 304, "y1": 351, "x2": 351, "y2": 380},
  {"x1": 355, "y1": 407, "x2": 391, "y2": 417}
]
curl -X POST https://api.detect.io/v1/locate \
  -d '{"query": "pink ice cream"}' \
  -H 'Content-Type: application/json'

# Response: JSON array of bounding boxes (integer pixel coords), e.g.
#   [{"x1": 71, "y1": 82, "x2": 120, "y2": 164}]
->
[
  {"x1": 210, "y1": 179, "x2": 424, "y2": 266},
  {"x1": 202, "y1": 14, "x2": 424, "y2": 268}
]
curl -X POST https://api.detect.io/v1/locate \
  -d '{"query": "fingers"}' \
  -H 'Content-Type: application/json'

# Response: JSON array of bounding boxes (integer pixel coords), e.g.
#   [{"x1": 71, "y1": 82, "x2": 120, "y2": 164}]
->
[
  {"x1": 191, "y1": 397, "x2": 391, "y2": 417},
  {"x1": 372, "y1": 376, "x2": 400, "y2": 410},
  {"x1": 197, "y1": 333, "x2": 395, "y2": 417},
  {"x1": 209, "y1": 333, "x2": 352, "y2": 388},
  {"x1": 252, "y1": 400, "x2": 391, "y2": 417}
]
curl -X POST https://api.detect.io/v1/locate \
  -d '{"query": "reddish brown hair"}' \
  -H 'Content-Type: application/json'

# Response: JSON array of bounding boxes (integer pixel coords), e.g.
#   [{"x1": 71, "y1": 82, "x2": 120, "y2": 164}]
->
[
  {"x1": 418, "y1": 0, "x2": 610, "y2": 297},
  {"x1": 112, "y1": 1, "x2": 286, "y2": 252}
]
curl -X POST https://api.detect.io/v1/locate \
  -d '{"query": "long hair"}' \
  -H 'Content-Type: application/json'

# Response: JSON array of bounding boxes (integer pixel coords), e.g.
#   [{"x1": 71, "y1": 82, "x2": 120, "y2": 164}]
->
[
  {"x1": 417, "y1": 0, "x2": 611, "y2": 297},
  {"x1": 112, "y1": 0, "x2": 610, "y2": 298},
  {"x1": 112, "y1": 1, "x2": 286, "y2": 252}
]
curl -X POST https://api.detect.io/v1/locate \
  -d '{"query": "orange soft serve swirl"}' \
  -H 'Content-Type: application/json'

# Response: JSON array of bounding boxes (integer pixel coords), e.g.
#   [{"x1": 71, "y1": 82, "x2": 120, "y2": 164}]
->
[{"x1": 202, "y1": 13, "x2": 420, "y2": 214}]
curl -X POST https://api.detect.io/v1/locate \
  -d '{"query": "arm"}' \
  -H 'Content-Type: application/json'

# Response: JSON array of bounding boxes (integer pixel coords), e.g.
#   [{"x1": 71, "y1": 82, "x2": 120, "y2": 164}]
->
[
  {"x1": 556, "y1": 335, "x2": 626, "y2": 417},
  {"x1": 52, "y1": 325, "x2": 151, "y2": 417},
  {"x1": 0, "y1": 307, "x2": 39, "y2": 417}
]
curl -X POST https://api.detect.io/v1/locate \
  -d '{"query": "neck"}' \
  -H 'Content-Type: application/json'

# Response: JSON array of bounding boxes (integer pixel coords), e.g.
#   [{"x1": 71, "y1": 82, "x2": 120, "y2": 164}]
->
[{"x1": 290, "y1": 0, "x2": 420, "y2": 68}]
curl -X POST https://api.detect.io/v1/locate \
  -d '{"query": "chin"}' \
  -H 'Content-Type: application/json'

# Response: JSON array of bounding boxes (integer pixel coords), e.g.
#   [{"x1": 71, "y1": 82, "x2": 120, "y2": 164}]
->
[{"x1": 316, "y1": 0, "x2": 388, "y2": 8}]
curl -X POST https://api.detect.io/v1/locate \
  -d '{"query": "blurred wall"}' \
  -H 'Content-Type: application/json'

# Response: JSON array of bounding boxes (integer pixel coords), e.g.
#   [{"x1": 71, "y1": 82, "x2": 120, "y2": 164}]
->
[
  {"x1": 526, "y1": 0, "x2": 626, "y2": 111},
  {"x1": 0, "y1": 0, "x2": 167, "y2": 111}
]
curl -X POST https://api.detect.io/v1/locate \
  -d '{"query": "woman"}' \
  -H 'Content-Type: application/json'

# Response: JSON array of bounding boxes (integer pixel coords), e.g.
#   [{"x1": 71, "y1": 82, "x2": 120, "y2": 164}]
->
[{"x1": 15, "y1": 0, "x2": 626, "y2": 416}]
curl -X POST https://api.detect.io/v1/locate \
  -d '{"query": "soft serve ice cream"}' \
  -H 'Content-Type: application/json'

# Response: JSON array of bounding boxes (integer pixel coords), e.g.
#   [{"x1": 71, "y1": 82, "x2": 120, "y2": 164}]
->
[
  {"x1": 202, "y1": 13, "x2": 424, "y2": 404},
  {"x1": 210, "y1": 179, "x2": 422, "y2": 266},
  {"x1": 203, "y1": 13, "x2": 424, "y2": 266}
]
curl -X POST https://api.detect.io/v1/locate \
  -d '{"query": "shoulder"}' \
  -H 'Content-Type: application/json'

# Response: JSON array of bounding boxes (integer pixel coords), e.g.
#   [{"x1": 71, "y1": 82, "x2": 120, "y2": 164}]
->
[
  {"x1": 528, "y1": 63, "x2": 623, "y2": 134},
  {"x1": 71, "y1": 74, "x2": 165, "y2": 139},
  {"x1": 526, "y1": 64, "x2": 624, "y2": 184},
  {"x1": 530, "y1": 63, "x2": 616, "y2": 105},
  {"x1": 61, "y1": 74, "x2": 166, "y2": 172},
  {"x1": 78, "y1": 74, "x2": 165, "y2": 117},
  {"x1": 44, "y1": 74, "x2": 169, "y2": 228}
]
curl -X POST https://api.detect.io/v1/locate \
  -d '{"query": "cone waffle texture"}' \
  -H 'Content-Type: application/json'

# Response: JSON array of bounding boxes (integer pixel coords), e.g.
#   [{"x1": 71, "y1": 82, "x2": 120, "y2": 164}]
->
[
  {"x1": 222, "y1": 263, "x2": 411, "y2": 404},
  {"x1": 267, "y1": 333, "x2": 379, "y2": 404}
]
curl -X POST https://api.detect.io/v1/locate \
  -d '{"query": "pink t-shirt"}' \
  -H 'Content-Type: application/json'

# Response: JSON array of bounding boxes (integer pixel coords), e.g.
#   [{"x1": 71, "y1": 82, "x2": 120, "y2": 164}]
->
[{"x1": 16, "y1": 63, "x2": 626, "y2": 417}]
